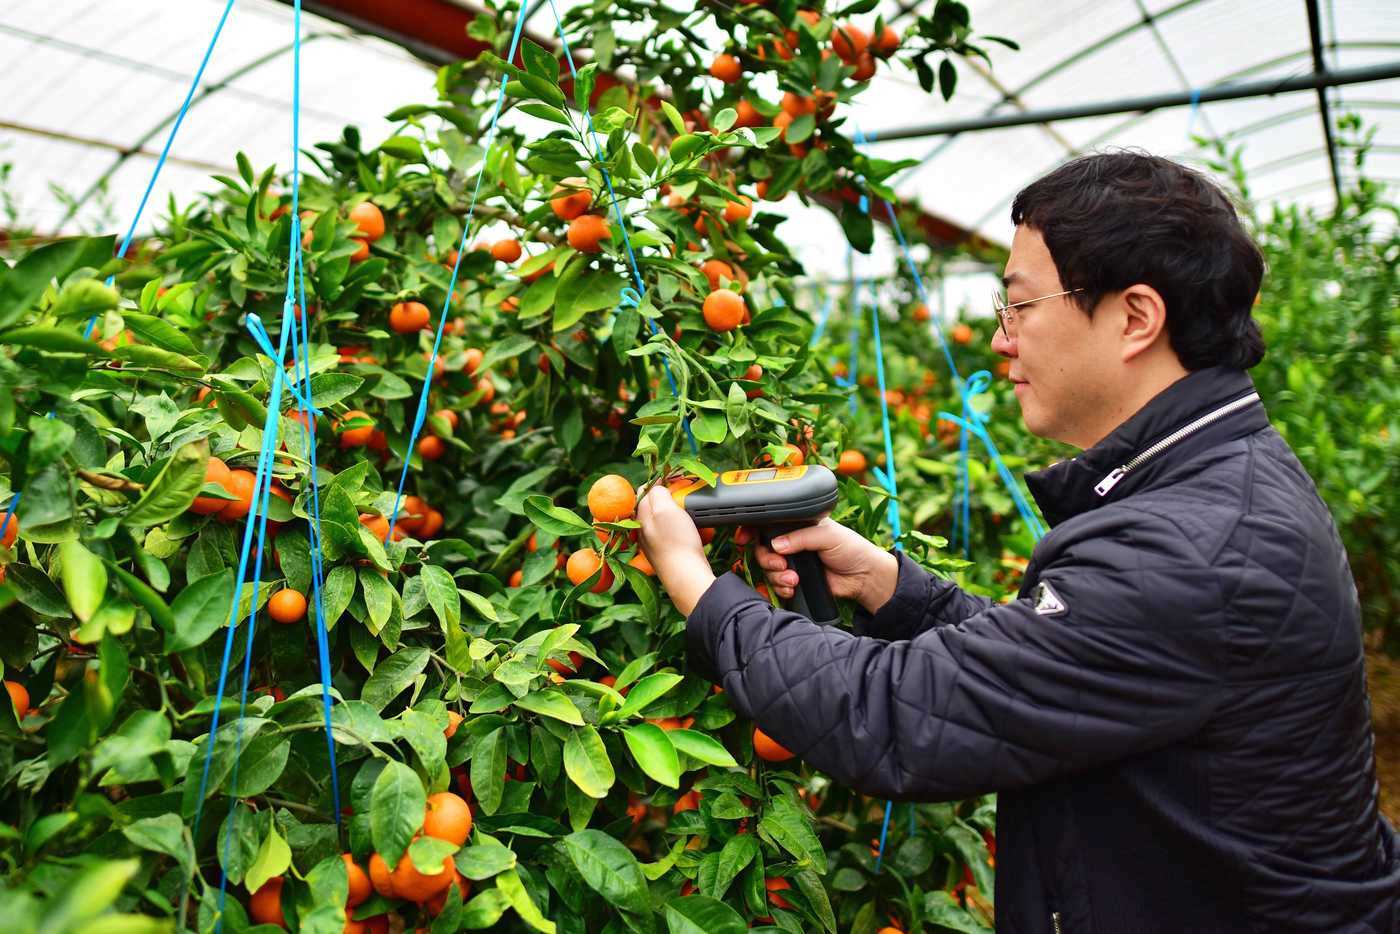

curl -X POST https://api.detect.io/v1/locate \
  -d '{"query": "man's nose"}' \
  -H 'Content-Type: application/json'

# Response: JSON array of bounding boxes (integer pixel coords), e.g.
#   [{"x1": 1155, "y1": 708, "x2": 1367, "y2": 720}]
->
[{"x1": 990, "y1": 321, "x2": 1015, "y2": 357}]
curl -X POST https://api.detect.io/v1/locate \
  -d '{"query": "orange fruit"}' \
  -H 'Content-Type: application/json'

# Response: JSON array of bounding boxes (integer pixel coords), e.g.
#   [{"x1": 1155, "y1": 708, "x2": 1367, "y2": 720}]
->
[
  {"x1": 462, "y1": 347, "x2": 484, "y2": 376},
  {"x1": 399, "y1": 495, "x2": 427, "y2": 533},
  {"x1": 912, "y1": 303, "x2": 931, "y2": 322},
  {"x1": 349, "y1": 201, "x2": 385, "y2": 241},
  {"x1": 735, "y1": 99, "x2": 761, "y2": 128},
  {"x1": 951, "y1": 322, "x2": 973, "y2": 345},
  {"x1": 474, "y1": 377, "x2": 496, "y2": 405},
  {"x1": 566, "y1": 549, "x2": 613, "y2": 593},
  {"x1": 587, "y1": 474, "x2": 637, "y2": 523},
  {"x1": 709, "y1": 53, "x2": 742, "y2": 83},
  {"x1": 836, "y1": 449, "x2": 867, "y2": 476},
  {"x1": 547, "y1": 651, "x2": 584, "y2": 676},
  {"x1": 508, "y1": 569, "x2": 523, "y2": 588},
  {"x1": 996, "y1": 359, "x2": 1012, "y2": 379},
  {"x1": 190, "y1": 457, "x2": 232, "y2": 515},
  {"x1": 417, "y1": 436, "x2": 445, "y2": 461},
  {"x1": 550, "y1": 178, "x2": 592, "y2": 220},
  {"x1": 248, "y1": 876, "x2": 286, "y2": 927},
  {"x1": 389, "y1": 301, "x2": 430, "y2": 334},
  {"x1": 218, "y1": 470, "x2": 258, "y2": 521},
  {"x1": 368, "y1": 854, "x2": 394, "y2": 898},
  {"x1": 753, "y1": 726, "x2": 795, "y2": 762},
  {"x1": 431, "y1": 409, "x2": 459, "y2": 437},
  {"x1": 672, "y1": 790, "x2": 701, "y2": 814},
  {"x1": 425, "y1": 863, "x2": 470, "y2": 916},
  {"x1": 781, "y1": 92, "x2": 816, "y2": 117},
  {"x1": 567, "y1": 214, "x2": 611, "y2": 253},
  {"x1": 344, "y1": 854, "x2": 371, "y2": 908},
  {"x1": 268, "y1": 589, "x2": 307, "y2": 624},
  {"x1": 832, "y1": 23, "x2": 869, "y2": 61},
  {"x1": 628, "y1": 551, "x2": 655, "y2": 576},
  {"x1": 419, "y1": 509, "x2": 444, "y2": 539},
  {"x1": 5, "y1": 681, "x2": 29, "y2": 720},
  {"x1": 722, "y1": 196, "x2": 752, "y2": 224},
  {"x1": 852, "y1": 51, "x2": 876, "y2": 81},
  {"x1": 700, "y1": 259, "x2": 735, "y2": 291},
  {"x1": 337, "y1": 410, "x2": 375, "y2": 448},
  {"x1": 703, "y1": 289, "x2": 746, "y2": 332},
  {"x1": 491, "y1": 239, "x2": 522, "y2": 263},
  {"x1": 358, "y1": 513, "x2": 397, "y2": 542},
  {"x1": 874, "y1": 24, "x2": 900, "y2": 57},
  {"x1": 772, "y1": 111, "x2": 794, "y2": 141},
  {"x1": 765, "y1": 876, "x2": 794, "y2": 909},
  {"x1": 349, "y1": 238, "x2": 370, "y2": 262},
  {"x1": 423, "y1": 792, "x2": 473, "y2": 846}
]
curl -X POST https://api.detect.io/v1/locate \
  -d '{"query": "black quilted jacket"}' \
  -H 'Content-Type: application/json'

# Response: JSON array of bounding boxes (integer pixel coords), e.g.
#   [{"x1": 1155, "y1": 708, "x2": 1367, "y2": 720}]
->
[{"x1": 687, "y1": 366, "x2": 1400, "y2": 933}]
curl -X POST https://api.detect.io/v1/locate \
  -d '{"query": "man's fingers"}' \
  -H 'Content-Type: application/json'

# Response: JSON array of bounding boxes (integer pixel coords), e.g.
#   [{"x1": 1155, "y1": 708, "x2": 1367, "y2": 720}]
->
[{"x1": 753, "y1": 542, "x2": 789, "y2": 573}]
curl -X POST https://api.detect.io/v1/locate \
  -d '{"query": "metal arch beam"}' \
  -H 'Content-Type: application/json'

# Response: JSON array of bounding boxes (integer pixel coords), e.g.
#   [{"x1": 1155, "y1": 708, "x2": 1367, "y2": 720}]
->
[
  {"x1": 0, "y1": 119, "x2": 233, "y2": 175},
  {"x1": 863, "y1": 60, "x2": 1400, "y2": 141},
  {"x1": 1304, "y1": 0, "x2": 1343, "y2": 202},
  {"x1": 56, "y1": 32, "x2": 334, "y2": 230}
]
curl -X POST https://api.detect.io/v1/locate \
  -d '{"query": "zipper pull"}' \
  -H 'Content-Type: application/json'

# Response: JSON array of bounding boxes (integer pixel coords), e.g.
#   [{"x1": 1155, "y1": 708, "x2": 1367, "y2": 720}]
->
[
  {"x1": 1094, "y1": 467, "x2": 1127, "y2": 496},
  {"x1": 1051, "y1": 909, "x2": 1064, "y2": 934}
]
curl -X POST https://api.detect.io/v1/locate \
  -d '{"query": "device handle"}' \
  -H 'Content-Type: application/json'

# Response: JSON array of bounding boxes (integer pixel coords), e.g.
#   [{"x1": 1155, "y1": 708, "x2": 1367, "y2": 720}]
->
[{"x1": 763, "y1": 525, "x2": 840, "y2": 626}]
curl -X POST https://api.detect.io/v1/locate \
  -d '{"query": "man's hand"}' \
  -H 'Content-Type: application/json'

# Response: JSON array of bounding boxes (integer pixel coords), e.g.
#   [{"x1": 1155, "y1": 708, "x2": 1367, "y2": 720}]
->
[
  {"x1": 754, "y1": 519, "x2": 900, "y2": 614},
  {"x1": 636, "y1": 485, "x2": 716, "y2": 617}
]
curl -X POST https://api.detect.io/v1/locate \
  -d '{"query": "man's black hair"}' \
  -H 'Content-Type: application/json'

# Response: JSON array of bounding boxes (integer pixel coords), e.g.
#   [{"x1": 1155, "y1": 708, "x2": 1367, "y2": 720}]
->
[{"x1": 1010, "y1": 151, "x2": 1266, "y2": 370}]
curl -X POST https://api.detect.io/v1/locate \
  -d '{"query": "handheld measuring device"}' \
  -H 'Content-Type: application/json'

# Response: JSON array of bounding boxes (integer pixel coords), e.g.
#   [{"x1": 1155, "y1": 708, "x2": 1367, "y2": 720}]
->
[{"x1": 670, "y1": 464, "x2": 841, "y2": 625}]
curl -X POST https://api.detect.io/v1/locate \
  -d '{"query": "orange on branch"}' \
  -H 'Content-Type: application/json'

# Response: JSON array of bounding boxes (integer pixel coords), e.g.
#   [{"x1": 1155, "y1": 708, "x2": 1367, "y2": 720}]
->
[
  {"x1": 709, "y1": 53, "x2": 742, "y2": 83},
  {"x1": 190, "y1": 456, "x2": 232, "y2": 515},
  {"x1": 417, "y1": 436, "x2": 446, "y2": 461},
  {"x1": 349, "y1": 201, "x2": 385, "y2": 241},
  {"x1": 754, "y1": 726, "x2": 796, "y2": 762},
  {"x1": 703, "y1": 289, "x2": 746, "y2": 332},
  {"x1": 248, "y1": 877, "x2": 286, "y2": 927},
  {"x1": 490, "y1": 239, "x2": 522, "y2": 263},
  {"x1": 337, "y1": 410, "x2": 375, "y2": 448},
  {"x1": 218, "y1": 470, "x2": 258, "y2": 521},
  {"x1": 587, "y1": 474, "x2": 637, "y2": 523},
  {"x1": 550, "y1": 178, "x2": 592, "y2": 220},
  {"x1": 389, "y1": 301, "x2": 430, "y2": 334},
  {"x1": 566, "y1": 548, "x2": 613, "y2": 593},
  {"x1": 567, "y1": 214, "x2": 611, "y2": 253},
  {"x1": 836, "y1": 449, "x2": 868, "y2": 476},
  {"x1": 423, "y1": 792, "x2": 473, "y2": 846},
  {"x1": 344, "y1": 855, "x2": 372, "y2": 908},
  {"x1": 268, "y1": 589, "x2": 307, "y2": 624}
]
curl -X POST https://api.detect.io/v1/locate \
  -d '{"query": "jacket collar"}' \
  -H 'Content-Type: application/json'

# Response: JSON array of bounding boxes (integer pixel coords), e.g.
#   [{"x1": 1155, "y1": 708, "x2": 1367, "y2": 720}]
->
[{"x1": 1024, "y1": 366, "x2": 1268, "y2": 528}]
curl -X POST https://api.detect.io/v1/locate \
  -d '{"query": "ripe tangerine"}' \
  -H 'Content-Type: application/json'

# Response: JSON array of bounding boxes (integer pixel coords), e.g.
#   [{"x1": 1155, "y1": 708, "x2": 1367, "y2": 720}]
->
[
  {"x1": 218, "y1": 470, "x2": 258, "y2": 521},
  {"x1": 567, "y1": 214, "x2": 610, "y2": 253},
  {"x1": 566, "y1": 548, "x2": 613, "y2": 593},
  {"x1": 703, "y1": 289, "x2": 746, "y2": 332},
  {"x1": 190, "y1": 456, "x2": 232, "y2": 515},
  {"x1": 587, "y1": 474, "x2": 637, "y2": 523},
  {"x1": 423, "y1": 791, "x2": 473, "y2": 846},
  {"x1": 268, "y1": 589, "x2": 307, "y2": 624},
  {"x1": 349, "y1": 201, "x2": 385, "y2": 241}
]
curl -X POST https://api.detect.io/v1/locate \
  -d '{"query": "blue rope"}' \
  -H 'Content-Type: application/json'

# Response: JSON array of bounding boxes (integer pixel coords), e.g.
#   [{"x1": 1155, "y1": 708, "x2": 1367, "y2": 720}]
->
[
  {"x1": 545, "y1": 0, "x2": 697, "y2": 455},
  {"x1": 808, "y1": 295, "x2": 834, "y2": 348},
  {"x1": 85, "y1": 0, "x2": 239, "y2": 341},
  {"x1": 383, "y1": 0, "x2": 534, "y2": 543}
]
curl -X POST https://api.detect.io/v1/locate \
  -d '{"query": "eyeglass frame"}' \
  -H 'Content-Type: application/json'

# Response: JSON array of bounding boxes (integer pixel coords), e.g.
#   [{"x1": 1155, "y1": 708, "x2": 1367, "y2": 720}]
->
[{"x1": 991, "y1": 287, "x2": 1084, "y2": 340}]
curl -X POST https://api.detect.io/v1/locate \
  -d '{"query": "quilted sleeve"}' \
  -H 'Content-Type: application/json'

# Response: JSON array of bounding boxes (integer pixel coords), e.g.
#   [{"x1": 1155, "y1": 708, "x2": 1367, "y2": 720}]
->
[
  {"x1": 850, "y1": 550, "x2": 997, "y2": 642},
  {"x1": 686, "y1": 513, "x2": 1227, "y2": 801}
]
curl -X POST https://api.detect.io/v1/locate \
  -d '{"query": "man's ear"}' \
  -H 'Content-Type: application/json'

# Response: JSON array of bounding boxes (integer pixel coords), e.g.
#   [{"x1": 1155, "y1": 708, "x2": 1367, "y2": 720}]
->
[{"x1": 1119, "y1": 283, "x2": 1168, "y2": 362}]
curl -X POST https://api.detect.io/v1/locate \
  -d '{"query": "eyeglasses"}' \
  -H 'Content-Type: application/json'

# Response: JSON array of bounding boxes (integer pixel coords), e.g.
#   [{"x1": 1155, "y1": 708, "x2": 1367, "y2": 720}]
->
[{"x1": 991, "y1": 288, "x2": 1083, "y2": 339}]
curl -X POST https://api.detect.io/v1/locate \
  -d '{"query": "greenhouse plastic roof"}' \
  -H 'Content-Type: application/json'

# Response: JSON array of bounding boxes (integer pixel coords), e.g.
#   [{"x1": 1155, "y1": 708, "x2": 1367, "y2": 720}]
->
[{"x1": 3, "y1": 0, "x2": 1398, "y2": 281}]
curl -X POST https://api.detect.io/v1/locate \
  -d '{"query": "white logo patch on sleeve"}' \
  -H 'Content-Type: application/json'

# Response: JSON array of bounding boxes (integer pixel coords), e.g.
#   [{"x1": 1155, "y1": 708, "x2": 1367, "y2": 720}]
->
[{"x1": 1033, "y1": 581, "x2": 1067, "y2": 616}]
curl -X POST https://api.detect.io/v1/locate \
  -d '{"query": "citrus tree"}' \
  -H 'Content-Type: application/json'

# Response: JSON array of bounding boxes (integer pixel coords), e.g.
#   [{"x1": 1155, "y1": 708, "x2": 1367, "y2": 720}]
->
[{"x1": 0, "y1": 2, "x2": 1019, "y2": 932}]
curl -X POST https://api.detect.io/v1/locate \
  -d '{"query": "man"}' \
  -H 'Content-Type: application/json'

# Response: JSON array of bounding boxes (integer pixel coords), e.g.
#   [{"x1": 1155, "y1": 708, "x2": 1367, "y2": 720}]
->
[{"x1": 636, "y1": 153, "x2": 1400, "y2": 933}]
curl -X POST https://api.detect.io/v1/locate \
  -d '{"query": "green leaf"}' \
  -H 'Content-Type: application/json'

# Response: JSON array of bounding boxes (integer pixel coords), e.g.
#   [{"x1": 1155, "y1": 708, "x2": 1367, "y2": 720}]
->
[
  {"x1": 562, "y1": 830, "x2": 650, "y2": 914},
  {"x1": 25, "y1": 415, "x2": 75, "y2": 475},
  {"x1": 121, "y1": 814, "x2": 193, "y2": 880},
  {"x1": 664, "y1": 895, "x2": 747, "y2": 934},
  {"x1": 841, "y1": 201, "x2": 875, "y2": 254},
  {"x1": 496, "y1": 868, "x2": 556, "y2": 933},
  {"x1": 380, "y1": 135, "x2": 425, "y2": 161},
  {"x1": 408, "y1": 835, "x2": 458, "y2": 873},
  {"x1": 52, "y1": 278, "x2": 119, "y2": 320},
  {"x1": 758, "y1": 795, "x2": 827, "y2": 872},
  {"x1": 455, "y1": 842, "x2": 517, "y2": 880},
  {"x1": 361, "y1": 646, "x2": 429, "y2": 710},
  {"x1": 470, "y1": 727, "x2": 508, "y2": 816},
  {"x1": 0, "y1": 235, "x2": 115, "y2": 330},
  {"x1": 358, "y1": 566, "x2": 396, "y2": 635},
  {"x1": 513, "y1": 690, "x2": 584, "y2": 726},
  {"x1": 107, "y1": 562, "x2": 176, "y2": 633},
  {"x1": 25, "y1": 811, "x2": 77, "y2": 856},
  {"x1": 660, "y1": 100, "x2": 687, "y2": 135},
  {"x1": 623, "y1": 723, "x2": 680, "y2": 788},
  {"x1": 421, "y1": 565, "x2": 461, "y2": 630},
  {"x1": 112, "y1": 343, "x2": 205, "y2": 372},
  {"x1": 227, "y1": 734, "x2": 290, "y2": 796},
  {"x1": 669, "y1": 134, "x2": 705, "y2": 163},
  {"x1": 0, "y1": 325, "x2": 105, "y2": 354},
  {"x1": 460, "y1": 888, "x2": 510, "y2": 928},
  {"x1": 123, "y1": 439, "x2": 208, "y2": 527},
  {"x1": 5, "y1": 564, "x2": 72, "y2": 617},
  {"x1": 308, "y1": 372, "x2": 365, "y2": 407},
  {"x1": 523, "y1": 495, "x2": 592, "y2": 536},
  {"x1": 563, "y1": 725, "x2": 614, "y2": 799},
  {"x1": 121, "y1": 312, "x2": 199, "y2": 355},
  {"x1": 787, "y1": 113, "x2": 815, "y2": 144},
  {"x1": 668, "y1": 729, "x2": 738, "y2": 768},
  {"x1": 317, "y1": 564, "x2": 355, "y2": 630},
  {"x1": 370, "y1": 760, "x2": 425, "y2": 865},
  {"x1": 245, "y1": 821, "x2": 291, "y2": 895},
  {"x1": 725, "y1": 381, "x2": 750, "y2": 438},
  {"x1": 712, "y1": 834, "x2": 758, "y2": 900},
  {"x1": 38, "y1": 857, "x2": 138, "y2": 932},
  {"x1": 477, "y1": 333, "x2": 537, "y2": 374},
  {"x1": 712, "y1": 108, "x2": 738, "y2": 133},
  {"x1": 616, "y1": 672, "x2": 683, "y2": 719},
  {"x1": 59, "y1": 539, "x2": 107, "y2": 623}
]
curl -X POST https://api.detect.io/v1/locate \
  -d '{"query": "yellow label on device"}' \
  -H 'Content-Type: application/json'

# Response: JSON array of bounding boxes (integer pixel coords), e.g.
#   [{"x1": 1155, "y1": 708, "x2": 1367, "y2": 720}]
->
[{"x1": 720, "y1": 465, "x2": 807, "y2": 485}]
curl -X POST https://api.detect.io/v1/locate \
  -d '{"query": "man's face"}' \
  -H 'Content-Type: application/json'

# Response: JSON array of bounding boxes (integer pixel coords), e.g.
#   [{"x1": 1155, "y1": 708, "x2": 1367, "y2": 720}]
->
[{"x1": 992, "y1": 225, "x2": 1121, "y2": 449}]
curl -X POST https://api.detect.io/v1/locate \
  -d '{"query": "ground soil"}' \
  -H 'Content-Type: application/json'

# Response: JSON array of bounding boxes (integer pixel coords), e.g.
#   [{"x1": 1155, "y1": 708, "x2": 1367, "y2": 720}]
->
[{"x1": 1366, "y1": 637, "x2": 1400, "y2": 827}]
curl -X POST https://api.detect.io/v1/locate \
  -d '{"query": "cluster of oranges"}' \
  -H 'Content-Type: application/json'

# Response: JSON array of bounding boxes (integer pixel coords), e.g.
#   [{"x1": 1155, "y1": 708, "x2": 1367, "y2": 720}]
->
[
  {"x1": 246, "y1": 790, "x2": 474, "y2": 930},
  {"x1": 188, "y1": 455, "x2": 291, "y2": 526}
]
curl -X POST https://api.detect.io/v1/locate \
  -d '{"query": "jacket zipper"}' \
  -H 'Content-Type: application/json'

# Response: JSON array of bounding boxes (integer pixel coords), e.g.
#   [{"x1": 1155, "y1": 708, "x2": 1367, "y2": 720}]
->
[
  {"x1": 1051, "y1": 909, "x2": 1064, "y2": 934},
  {"x1": 1094, "y1": 391, "x2": 1260, "y2": 496}
]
